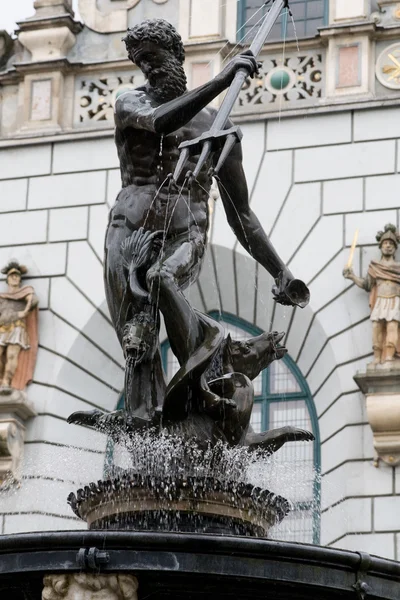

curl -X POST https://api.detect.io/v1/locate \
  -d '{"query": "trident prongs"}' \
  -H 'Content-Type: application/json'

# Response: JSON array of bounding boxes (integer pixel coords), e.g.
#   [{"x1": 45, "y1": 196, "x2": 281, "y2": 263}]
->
[
  {"x1": 214, "y1": 133, "x2": 239, "y2": 176},
  {"x1": 172, "y1": 0, "x2": 288, "y2": 184}
]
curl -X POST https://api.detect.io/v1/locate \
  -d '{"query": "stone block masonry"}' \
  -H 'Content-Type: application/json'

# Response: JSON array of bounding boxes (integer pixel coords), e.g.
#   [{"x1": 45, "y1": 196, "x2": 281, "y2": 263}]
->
[
  {"x1": 244, "y1": 107, "x2": 400, "y2": 558},
  {"x1": 0, "y1": 103, "x2": 399, "y2": 559}
]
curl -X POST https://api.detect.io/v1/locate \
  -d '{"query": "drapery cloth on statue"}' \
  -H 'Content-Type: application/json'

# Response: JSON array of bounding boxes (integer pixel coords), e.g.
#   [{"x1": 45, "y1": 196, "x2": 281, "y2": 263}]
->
[
  {"x1": 0, "y1": 285, "x2": 39, "y2": 390},
  {"x1": 0, "y1": 319, "x2": 29, "y2": 348},
  {"x1": 366, "y1": 261, "x2": 400, "y2": 322}
]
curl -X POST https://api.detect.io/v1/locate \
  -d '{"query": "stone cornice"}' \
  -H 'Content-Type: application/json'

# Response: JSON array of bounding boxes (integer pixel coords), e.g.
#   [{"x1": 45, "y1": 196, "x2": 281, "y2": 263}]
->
[
  {"x1": 319, "y1": 21, "x2": 377, "y2": 39},
  {"x1": 16, "y1": 14, "x2": 83, "y2": 35},
  {"x1": 12, "y1": 57, "x2": 82, "y2": 75}
]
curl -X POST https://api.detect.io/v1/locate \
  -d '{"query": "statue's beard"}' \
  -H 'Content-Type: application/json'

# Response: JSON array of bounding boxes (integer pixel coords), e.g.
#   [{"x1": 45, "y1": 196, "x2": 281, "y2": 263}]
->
[{"x1": 148, "y1": 61, "x2": 187, "y2": 103}]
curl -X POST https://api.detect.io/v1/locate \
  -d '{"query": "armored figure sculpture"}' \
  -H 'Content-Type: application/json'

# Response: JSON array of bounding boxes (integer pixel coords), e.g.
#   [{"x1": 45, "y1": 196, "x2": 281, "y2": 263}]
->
[
  {"x1": 343, "y1": 224, "x2": 400, "y2": 367},
  {"x1": 69, "y1": 19, "x2": 312, "y2": 453},
  {"x1": 0, "y1": 262, "x2": 38, "y2": 392}
]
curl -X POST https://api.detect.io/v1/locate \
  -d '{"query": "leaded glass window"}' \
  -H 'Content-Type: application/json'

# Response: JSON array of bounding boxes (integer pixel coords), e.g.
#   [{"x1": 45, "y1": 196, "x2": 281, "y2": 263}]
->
[{"x1": 238, "y1": 0, "x2": 328, "y2": 43}]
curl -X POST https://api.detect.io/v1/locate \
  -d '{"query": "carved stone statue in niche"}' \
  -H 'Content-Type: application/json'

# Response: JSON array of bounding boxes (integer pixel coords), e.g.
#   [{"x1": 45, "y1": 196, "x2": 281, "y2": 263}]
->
[
  {"x1": 0, "y1": 262, "x2": 39, "y2": 392},
  {"x1": 343, "y1": 224, "x2": 400, "y2": 367}
]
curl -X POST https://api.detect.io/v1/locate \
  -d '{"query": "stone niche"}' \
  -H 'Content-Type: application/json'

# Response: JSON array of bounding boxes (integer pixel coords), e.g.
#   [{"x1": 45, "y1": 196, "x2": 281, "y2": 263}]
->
[
  {"x1": 0, "y1": 390, "x2": 36, "y2": 486},
  {"x1": 355, "y1": 368, "x2": 400, "y2": 467}
]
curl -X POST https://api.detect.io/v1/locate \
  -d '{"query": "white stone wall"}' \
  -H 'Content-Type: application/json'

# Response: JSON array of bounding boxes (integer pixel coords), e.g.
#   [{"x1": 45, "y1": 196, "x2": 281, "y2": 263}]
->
[
  {"x1": 0, "y1": 135, "x2": 124, "y2": 534},
  {"x1": 1, "y1": 100, "x2": 400, "y2": 560},
  {"x1": 223, "y1": 107, "x2": 400, "y2": 561}
]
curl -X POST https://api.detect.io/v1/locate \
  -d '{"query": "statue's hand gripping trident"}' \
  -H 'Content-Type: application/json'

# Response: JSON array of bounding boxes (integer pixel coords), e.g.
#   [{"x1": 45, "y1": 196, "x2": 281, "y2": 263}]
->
[
  {"x1": 173, "y1": 0, "x2": 308, "y2": 309},
  {"x1": 173, "y1": 0, "x2": 290, "y2": 183}
]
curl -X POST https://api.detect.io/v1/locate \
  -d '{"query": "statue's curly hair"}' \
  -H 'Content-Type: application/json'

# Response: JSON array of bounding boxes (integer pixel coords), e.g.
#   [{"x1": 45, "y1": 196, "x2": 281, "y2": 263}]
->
[{"x1": 123, "y1": 19, "x2": 185, "y2": 65}]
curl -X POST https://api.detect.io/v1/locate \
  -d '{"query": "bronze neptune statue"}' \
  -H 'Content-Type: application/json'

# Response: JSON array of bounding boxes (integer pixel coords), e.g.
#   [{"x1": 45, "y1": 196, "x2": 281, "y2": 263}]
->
[{"x1": 69, "y1": 18, "x2": 312, "y2": 454}]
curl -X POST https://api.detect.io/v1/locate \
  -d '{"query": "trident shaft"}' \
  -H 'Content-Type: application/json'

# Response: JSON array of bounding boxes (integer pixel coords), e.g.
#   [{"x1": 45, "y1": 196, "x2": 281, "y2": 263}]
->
[{"x1": 173, "y1": 0, "x2": 289, "y2": 182}]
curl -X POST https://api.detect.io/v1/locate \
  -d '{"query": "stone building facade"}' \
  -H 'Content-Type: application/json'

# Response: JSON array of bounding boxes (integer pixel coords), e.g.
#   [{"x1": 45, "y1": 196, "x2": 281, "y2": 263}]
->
[{"x1": 0, "y1": 0, "x2": 400, "y2": 560}]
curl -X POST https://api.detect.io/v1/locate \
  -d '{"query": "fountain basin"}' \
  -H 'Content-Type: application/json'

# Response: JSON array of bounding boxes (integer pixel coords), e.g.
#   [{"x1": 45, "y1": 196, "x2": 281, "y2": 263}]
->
[
  {"x1": 67, "y1": 474, "x2": 290, "y2": 536},
  {"x1": 0, "y1": 531, "x2": 399, "y2": 599}
]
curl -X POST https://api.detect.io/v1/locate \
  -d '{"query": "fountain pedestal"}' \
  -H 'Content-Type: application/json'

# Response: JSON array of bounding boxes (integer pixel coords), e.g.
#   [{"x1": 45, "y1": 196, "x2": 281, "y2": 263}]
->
[{"x1": 68, "y1": 474, "x2": 289, "y2": 537}]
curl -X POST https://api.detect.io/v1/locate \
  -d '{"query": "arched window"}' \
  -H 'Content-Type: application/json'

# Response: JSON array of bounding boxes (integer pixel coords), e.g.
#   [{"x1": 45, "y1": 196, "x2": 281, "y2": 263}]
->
[
  {"x1": 238, "y1": 0, "x2": 328, "y2": 42},
  {"x1": 162, "y1": 312, "x2": 321, "y2": 544}
]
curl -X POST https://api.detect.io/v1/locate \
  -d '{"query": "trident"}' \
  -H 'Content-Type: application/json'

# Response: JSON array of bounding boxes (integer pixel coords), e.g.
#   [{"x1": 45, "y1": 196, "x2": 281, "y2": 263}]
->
[{"x1": 173, "y1": 0, "x2": 290, "y2": 183}]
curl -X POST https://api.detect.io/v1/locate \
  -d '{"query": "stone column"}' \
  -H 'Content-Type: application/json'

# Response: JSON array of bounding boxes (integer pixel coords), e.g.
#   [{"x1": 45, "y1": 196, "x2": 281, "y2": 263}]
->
[
  {"x1": 15, "y1": 0, "x2": 82, "y2": 133},
  {"x1": 354, "y1": 368, "x2": 400, "y2": 467},
  {"x1": 42, "y1": 574, "x2": 139, "y2": 600}
]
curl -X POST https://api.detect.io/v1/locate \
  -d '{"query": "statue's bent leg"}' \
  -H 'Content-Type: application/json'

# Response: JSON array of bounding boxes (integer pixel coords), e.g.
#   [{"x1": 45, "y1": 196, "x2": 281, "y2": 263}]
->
[
  {"x1": 385, "y1": 320, "x2": 398, "y2": 361},
  {"x1": 104, "y1": 221, "x2": 132, "y2": 344},
  {"x1": 0, "y1": 345, "x2": 6, "y2": 381},
  {"x1": 372, "y1": 321, "x2": 385, "y2": 364},
  {"x1": 146, "y1": 237, "x2": 204, "y2": 366},
  {"x1": 104, "y1": 222, "x2": 166, "y2": 419},
  {"x1": 2, "y1": 344, "x2": 21, "y2": 388}
]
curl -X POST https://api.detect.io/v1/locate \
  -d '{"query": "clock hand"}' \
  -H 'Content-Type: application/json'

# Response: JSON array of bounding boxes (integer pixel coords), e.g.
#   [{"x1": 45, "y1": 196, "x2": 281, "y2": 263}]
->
[
  {"x1": 388, "y1": 53, "x2": 400, "y2": 69},
  {"x1": 388, "y1": 67, "x2": 400, "y2": 81}
]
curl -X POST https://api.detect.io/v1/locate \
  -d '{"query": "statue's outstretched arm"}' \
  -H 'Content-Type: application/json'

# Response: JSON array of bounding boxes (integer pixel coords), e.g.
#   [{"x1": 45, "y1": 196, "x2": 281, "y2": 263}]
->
[
  {"x1": 343, "y1": 267, "x2": 370, "y2": 290},
  {"x1": 115, "y1": 53, "x2": 259, "y2": 135},
  {"x1": 216, "y1": 144, "x2": 309, "y2": 308}
]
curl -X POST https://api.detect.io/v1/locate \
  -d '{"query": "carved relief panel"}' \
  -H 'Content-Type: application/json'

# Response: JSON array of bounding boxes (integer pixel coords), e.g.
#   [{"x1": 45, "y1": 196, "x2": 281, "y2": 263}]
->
[{"x1": 74, "y1": 71, "x2": 144, "y2": 126}]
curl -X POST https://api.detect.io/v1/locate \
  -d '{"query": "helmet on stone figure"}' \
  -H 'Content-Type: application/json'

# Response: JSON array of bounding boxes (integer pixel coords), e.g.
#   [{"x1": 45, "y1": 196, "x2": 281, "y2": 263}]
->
[
  {"x1": 1, "y1": 261, "x2": 28, "y2": 283},
  {"x1": 376, "y1": 224, "x2": 400, "y2": 249}
]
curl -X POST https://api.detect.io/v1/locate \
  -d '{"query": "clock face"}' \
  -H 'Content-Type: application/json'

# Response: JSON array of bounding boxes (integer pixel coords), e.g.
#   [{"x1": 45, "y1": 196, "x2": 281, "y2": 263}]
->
[{"x1": 376, "y1": 43, "x2": 400, "y2": 89}]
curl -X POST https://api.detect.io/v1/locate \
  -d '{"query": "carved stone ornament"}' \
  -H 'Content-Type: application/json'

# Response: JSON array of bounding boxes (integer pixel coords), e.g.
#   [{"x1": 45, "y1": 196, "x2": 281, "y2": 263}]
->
[
  {"x1": 347, "y1": 224, "x2": 400, "y2": 466},
  {"x1": 371, "y1": 1, "x2": 400, "y2": 27},
  {"x1": 236, "y1": 52, "x2": 323, "y2": 114},
  {"x1": 354, "y1": 369, "x2": 400, "y2": 467},
  {"x1": 343, "y1": 224, "x2": 400, "y2": 369},
  {"x1": 78, "y1": 0, "x2": 168, "y2": 34},
  {"x1": 376, "y1": 43, "x2": 400, "y2": 90},
  {"x1": 75, "y1": 73, "x2": 142, "y2": 126},
  {"x1": 0, "y1": 389, "x2": 36, "y2": 486},
  {"x1": 0, "y1": 261, "x2": 39, "y2": 392},
  {"x1": 0, "y1": 262, "x2": 38, "y2": 484},
  {"x1": 42, "y1": 573, "x2": 139, "y2": 600}
]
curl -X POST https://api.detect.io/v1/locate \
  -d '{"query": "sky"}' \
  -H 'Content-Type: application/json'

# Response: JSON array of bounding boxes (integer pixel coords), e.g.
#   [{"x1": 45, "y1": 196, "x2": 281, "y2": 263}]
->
[{"x1": 1, "y1": 1, "x2": 81, "y2": 35}]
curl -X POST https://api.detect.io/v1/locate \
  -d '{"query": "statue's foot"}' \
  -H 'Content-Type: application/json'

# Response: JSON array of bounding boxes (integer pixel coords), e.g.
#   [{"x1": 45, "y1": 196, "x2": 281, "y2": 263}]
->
[
  {"x1": 380, "y1": 357, "x2": 400, "y2": 370},
  {"x1": 0, "y1": 384, "x2": 13, "y2": 395},
  {"x1": 244, "y1": 426, "x2": 315, "y2": 455}
]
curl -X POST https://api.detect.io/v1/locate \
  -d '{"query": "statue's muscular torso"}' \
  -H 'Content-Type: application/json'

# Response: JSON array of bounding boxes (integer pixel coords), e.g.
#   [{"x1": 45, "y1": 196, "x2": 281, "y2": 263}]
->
[{"x1": 110, "y1": 90, "x2": 216, "y2": 241}]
